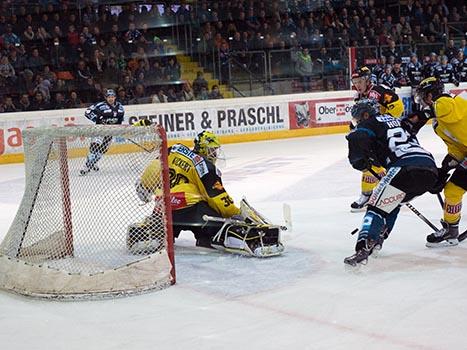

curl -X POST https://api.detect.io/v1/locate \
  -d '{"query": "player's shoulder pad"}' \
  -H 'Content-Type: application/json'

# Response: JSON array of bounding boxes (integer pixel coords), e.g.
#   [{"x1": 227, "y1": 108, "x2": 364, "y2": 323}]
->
[{"x1": 171, "y1": 143, "x2": 211, "y2": 177}]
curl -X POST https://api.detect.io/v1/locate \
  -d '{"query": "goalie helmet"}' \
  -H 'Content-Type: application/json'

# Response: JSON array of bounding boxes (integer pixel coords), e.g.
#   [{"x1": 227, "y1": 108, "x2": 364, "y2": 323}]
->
[
  {"x1": 351, "y1": 99, "x2": 379, "y2": 125},
  {"x1": 415, "y1": 77, "x2": 444, "y2": 105},
  {"x1": 193, "y1": 130, "x2": 222, "y2": 164}
]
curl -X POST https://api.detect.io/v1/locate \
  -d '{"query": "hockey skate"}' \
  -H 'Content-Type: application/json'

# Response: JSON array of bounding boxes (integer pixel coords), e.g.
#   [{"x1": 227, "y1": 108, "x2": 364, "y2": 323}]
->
[
  {"x1": 426, "y1": 221, "x2": 459, "y2": 248},
  {"x1": 350, "y1": 193, "x2": 371, "y2": 212},
  {"x1": 370, "y1": 226, "x2": 390, "y2": 258},
  {"x1": 344, "y1": 248, "x2": 370, "y2": 267},
  {"x1": 344, "y1": 238, "x2": 379, "y2": 267},
  {"x1": 79, "y1": 163, "x2": 99, "y2": 176}
]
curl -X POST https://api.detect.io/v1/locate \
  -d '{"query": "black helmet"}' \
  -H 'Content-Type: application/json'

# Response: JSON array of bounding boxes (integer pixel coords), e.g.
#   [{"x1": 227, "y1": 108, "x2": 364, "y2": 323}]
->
[
  {"x1": 351, "y1": 99, "x2": 379, "y2": 125},
  {"x1": 416, "y1": 77, "x2": 444, "y2": 103},
  {"x1": 351, "y1": 66, "x2": 372, "y2": 80},
  {"x1": 104, "y1": 89, "x2": 116, "y2": 97}
]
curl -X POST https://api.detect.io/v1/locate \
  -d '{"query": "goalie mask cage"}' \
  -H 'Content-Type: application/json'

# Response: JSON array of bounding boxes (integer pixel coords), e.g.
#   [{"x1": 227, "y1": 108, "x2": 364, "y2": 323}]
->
[{"x1": 0, "y1": 125, "x2": 174, "y2": 299}]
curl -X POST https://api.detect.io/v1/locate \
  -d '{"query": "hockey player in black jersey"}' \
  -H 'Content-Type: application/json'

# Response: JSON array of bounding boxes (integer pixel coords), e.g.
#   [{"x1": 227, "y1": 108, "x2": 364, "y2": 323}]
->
[
  {"x1": 406, "y1": 54, "x2": 424, "y2": 87},
  {"x1": 344, "y1": 100, "x2": 438, "y2": 267},
  {"x1": 434, "y1": 55, "x2": 459, "y2": 85},
  {"x1": 406, "y1": 54, "x2": 424, "y2": 112},
  {"x1": 451, "y1": 51, "x2": 467, "y2": 83},
  {"x1": 423, "y1": 52, "x2": 439, "y2": 78},
  {"x1": 80, "y1": 89, "x2": 125, "y2": 175},
  {"x1": 349, "y1": 66, "x2": 405, "y2": 212}
]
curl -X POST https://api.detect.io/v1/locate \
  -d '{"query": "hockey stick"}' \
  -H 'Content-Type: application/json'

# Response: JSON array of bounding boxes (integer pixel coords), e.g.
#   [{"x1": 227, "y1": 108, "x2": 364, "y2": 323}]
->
[
  {"x1": 436, "y1": 193, "x2": 444, "y2": 208},
  {"x1": 202, "y1": 215, "x2": 288, "y2": 231},
  {"x1": 283, "y1": 203, "x2": 293, "y2": 231},
  {"x1": 126, "y1": 138, "x2": 155, "y2": 153},
  {"x1": 367, "y1": 168, "x2": 440, "y2": 232}
]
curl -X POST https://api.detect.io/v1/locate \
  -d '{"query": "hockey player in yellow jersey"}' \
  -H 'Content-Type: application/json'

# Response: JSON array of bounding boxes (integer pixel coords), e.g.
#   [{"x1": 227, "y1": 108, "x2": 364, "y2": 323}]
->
[
  {"x1": 350, "y1": 66, "x2": 405, "y2": 211},
  {"x1": 131, "y1": 130, "x2": 284, "y2": 257},
  {"x1": 410, "y1": 77, "x2": 467, "y2": 246}
]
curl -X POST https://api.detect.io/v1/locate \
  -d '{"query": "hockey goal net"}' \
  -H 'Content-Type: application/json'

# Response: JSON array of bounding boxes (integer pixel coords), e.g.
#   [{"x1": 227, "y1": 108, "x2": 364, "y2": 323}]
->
[{"x1": 0, "y1": 124, "x2": 174, "y2": 299}]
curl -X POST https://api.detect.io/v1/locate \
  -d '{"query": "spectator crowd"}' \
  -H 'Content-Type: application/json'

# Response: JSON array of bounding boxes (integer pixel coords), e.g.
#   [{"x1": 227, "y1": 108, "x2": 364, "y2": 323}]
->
[{"x1": 0, "y1": 0, "x2": 466, "y2": 113}]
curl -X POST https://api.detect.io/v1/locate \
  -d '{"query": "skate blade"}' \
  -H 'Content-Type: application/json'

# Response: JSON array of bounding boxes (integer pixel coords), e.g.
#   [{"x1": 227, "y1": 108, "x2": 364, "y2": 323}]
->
[
  {"x1": 343, "y1": 257, "x2": 368, "y2": 268},
  {"x1": 425, "y1": 238, "x2": 459, "y2": 248},
  {"x1": 370, "y1": 245, "x2": 382, "y2": 258},
  {"x1": 350, "y1": 207, "x2": 367, "y2": 213}
]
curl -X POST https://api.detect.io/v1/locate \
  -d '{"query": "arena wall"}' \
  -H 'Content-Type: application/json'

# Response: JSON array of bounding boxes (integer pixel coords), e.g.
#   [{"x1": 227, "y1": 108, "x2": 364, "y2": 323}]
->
[{"x1": 1, "y1": 83, "x2": 466, "y2": 164}]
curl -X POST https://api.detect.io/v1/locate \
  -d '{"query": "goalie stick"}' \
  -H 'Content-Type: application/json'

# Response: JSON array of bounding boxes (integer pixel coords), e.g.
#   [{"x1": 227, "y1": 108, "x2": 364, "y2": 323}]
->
[
  {"x1": 202, "y1": 215, "x2": 287, "y2": 231},
  {"x1": 126, "y1": 138, "x2": 156, "y2": 153}
]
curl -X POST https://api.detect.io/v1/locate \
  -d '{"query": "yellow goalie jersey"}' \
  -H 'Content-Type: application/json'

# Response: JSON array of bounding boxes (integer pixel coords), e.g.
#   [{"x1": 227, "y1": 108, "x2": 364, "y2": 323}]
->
[
  {"x1": 433, "y1": 94, "x2": 467, "y2": 161},
  {"x1": 141, "y1": 143, "x2": 240, "y2": 217}
]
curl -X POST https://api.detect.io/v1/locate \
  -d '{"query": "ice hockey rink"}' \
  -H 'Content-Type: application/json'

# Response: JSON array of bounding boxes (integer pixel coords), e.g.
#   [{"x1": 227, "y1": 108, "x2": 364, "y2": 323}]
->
[{"x1": 1, "y1": 127, "x2": 466, "y2": 350}]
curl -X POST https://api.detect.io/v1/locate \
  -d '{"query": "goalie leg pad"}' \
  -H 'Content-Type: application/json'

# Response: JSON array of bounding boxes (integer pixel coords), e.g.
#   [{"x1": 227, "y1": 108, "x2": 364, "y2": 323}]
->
[{"x1": 211, "y1": 223, "x2": 284, "y2": 258}]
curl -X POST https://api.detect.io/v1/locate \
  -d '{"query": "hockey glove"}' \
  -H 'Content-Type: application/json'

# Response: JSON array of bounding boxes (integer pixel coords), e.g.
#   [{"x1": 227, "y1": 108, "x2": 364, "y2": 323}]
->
[
  {"x1": 133, "y1": 119, "x2": 153, "y2": 127},
  {"x1": 135, "y1": 181, "x2": 153, "y2": 203},
  {"x1": 351, "y1": 157, "x2": 372, "y2": 171},
  {"x1": 429, "y1": 155, "x2": 459, "y2": 194},
  {"x1": 430, "y1": 168, "x2": 450, "y2": 194}
]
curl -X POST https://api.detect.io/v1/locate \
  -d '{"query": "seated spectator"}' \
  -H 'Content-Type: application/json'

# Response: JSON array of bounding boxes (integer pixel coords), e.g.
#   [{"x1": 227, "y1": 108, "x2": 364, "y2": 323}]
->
[
  {"x1": 30, "y1": 91, "x2": 50, "y2": 110},
  {"x1": 0, "y1": 56, "x2": 16, "y2": 85},
  {"x1": 90, "y1": 49, "x2": 105, "y2": 75},
  {"x1": 2, "y1": 24, "x2": 21, "y2": 47},
  {"x1": 42, "y1": 65, "x2": 57, "y2": 84},
  {"x1": 165, "y1": 57, "x2": 181, "y2": 81},
  {"x1": 18, "y1": 94, "x2": 31, "y2": 111},
  {"x1": 166, "y1": 88, "x2": 178, "y2": 102},
  {"x1": 18, "y1": 69, "x2": 35, "y2": 95},
  {"x1": 117, "y1": 87, "x2": 130, "y2": 105},
  {"x1": 52, "y1": 92, "x2": 67, "y2": 109},
  {"x1": 104, "y1": 35, "x2": 124, "y2": 59},
  {"x1": 67, "y1": 25, "x2": 80, "y2": 48},
  {"x1": 2, "y1": 95, "x2": 17, "y2": 112},
  {"x1": 36, "y1": 26, "x2": 52, "y2": 46},
  {"x1": 33, "y1": 75, "x2": 51, "y2": 101},
  {"x1": 192, "y1": 71, "x2": 208, "y2": 97},
  {"x1": 66, "y1": 91, "x2": 83, "y2": 108},
  {"x1": 196, "y1": 86, "x2": 210, "y2": 100},
  {"x1": 181, "y1": 83, "x2": 195, "y2": 101},
  {"x1": 152, "y1": 89, "x2": 168, "y2": 103},
  {"x1": 76, "y1": 60, "x2": 92, "y2": 87},
  {"x1": 27, "y1": 48, "x2": 46, "y2": 74},
  {"x1": 383, "y1": 40, "x2": 401, "y2": 62},
  {"x1": 102, "y1": 57, "x2": 122, "y2": 86},
  {"x1": 23, "y1": 25, "x2": 35, "y2": 43},
  {"x1": 9, "y1": 49, "x2": 25, "y2": 73},
  {"x1": 130, "y1": 83, "x2": 151, "y2": 104},
  {"x1": 445, "y1": 39, "x2": 459, "y2": 60},
  {"x1": 209, "y1": 85, "x2": 224, "y2": 99},
  {"x1": 149, "y1": 61, "x2": 165, "y2": 82}
]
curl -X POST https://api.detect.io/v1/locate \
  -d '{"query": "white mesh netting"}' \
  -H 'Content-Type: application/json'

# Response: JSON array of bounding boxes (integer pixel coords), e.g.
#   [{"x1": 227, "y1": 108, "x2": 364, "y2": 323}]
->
[{"x1": 0, "y1": 125, "x2": 174, "y2": 299}]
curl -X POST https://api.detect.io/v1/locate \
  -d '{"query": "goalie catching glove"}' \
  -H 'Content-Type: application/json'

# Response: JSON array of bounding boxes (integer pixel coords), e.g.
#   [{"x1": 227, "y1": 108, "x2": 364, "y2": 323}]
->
[{"x1": 126, "y1": 214, "x2": 165, "y2": 255}]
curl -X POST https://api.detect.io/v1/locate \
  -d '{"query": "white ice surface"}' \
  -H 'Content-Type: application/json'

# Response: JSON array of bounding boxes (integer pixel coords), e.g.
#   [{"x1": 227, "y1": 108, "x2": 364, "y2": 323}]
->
[{"x1": 1, "y1": 128, "x2": 466, "y2": 350}]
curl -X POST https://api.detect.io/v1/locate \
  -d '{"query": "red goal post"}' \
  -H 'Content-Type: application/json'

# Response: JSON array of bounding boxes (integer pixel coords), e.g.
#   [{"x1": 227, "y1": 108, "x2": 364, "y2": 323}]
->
[{"x1": 0, "y1": 124, "x2": 174, "y2": 299}]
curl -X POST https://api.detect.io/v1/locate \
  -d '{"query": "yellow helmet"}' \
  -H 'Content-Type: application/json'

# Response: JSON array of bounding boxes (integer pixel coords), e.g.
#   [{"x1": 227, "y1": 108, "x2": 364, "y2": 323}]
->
[{"x1": 193, "y1": 130, "x2": 221, "y2": 164}]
